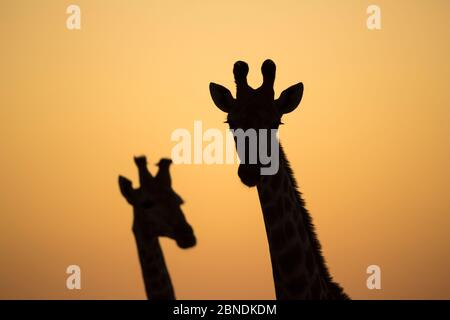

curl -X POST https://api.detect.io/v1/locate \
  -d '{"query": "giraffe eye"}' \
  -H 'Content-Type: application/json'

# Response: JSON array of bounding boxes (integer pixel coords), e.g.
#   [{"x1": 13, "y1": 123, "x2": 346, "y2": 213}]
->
[
  {"x1": 224, "y1": 119, "x2": 236, "y2": 127},
  {"x1": 271, "y1": 121, "x2": 283, "y2": 127}
]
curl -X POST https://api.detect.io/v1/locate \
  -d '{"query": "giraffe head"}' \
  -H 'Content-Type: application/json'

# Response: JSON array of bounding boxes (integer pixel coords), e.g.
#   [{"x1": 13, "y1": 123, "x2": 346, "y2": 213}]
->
[
  {"x1": 118, "y1": 157, "x2": 196, "y2": 249},
  {"x1": 209, "y1": 59, "x2": 304, "y2": 187}
]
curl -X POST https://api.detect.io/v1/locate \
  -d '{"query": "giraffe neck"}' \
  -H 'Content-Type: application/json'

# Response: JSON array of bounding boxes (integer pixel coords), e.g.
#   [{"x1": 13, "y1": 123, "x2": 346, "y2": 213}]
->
[
  {"x1": 256, "y1": 144, "x2": 348, "y2": 299},
  {"x1": 133, "y1": 220, "x2": 175, "y2": 300}
]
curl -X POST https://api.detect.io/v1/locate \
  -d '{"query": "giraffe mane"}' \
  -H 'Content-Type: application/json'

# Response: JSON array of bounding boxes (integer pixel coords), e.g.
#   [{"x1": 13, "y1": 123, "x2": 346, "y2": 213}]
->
[{"x1": 279, "y1": 143, "x2": 349, "y2": 299}]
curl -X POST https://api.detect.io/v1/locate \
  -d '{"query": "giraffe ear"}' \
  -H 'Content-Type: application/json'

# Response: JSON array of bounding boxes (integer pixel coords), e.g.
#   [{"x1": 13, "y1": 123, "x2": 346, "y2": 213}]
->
[
  {"x1": 118, "y1": 175, "x2": 137, "y2": 205},
  {"x1": 209, "y1": 83, "x2": 235, "y2": 113},
  {"x1": 275, "y1": 83, "x2": 304, "y2": 114}
]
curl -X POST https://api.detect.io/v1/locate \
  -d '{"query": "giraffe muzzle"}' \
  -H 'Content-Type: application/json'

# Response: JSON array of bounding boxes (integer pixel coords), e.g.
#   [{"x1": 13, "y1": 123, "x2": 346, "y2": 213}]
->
[
  {"x1": 174, "y1": 224, "x2": 197, "y2": 249},
  {"x1": 238, "y1": 164, "x2": 261, "y2": 187}
]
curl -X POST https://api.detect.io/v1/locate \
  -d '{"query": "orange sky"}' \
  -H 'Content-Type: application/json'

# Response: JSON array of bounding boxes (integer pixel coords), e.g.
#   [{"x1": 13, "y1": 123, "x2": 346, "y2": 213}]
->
[{"x1": 0, "y1": 0, "x2": 449, "y2": 299}]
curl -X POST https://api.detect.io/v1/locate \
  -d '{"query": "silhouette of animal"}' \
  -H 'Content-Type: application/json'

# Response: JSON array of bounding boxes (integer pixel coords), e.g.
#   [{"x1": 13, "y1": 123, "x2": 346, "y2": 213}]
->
[
  {"x1": 119, "y1": 155, "x2": 196, "y2": 299},
  {"x1": 209, "y1": 59, "x2": 348, "y2": 299}
]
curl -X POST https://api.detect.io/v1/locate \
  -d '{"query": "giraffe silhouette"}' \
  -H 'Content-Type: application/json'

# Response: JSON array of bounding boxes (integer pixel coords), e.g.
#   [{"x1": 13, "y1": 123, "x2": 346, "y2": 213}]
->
[
  {"x1": 118, "y1": 155, "x2": 196, "y2": 299},
  {"x1": 209, "y1": 60, "x2": 349, "y2": 299}
]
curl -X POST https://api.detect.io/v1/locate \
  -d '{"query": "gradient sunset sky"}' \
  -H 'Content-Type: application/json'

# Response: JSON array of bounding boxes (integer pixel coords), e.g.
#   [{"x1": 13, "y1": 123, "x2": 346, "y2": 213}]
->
[{"x1": 0, "y1": 0, "x2": 449, "y2": 299}]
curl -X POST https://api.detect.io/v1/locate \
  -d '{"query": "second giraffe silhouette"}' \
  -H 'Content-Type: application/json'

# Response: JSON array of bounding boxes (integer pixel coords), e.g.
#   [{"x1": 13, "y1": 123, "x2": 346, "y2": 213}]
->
[
  {"x1": 209, "y1": 59, "x2": 349, "y2": 299},
  {"x1": 119, "y1": 156, "x2": 196, "y2": 299}
]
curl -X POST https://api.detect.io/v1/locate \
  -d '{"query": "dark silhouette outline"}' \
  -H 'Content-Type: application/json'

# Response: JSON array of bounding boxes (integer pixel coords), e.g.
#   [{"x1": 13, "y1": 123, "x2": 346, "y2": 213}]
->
[
  {"x1": 209, "y1": 59, "x2": 349, "y2": 299},
  {"x1": 118, "y1": 156, "x2": 196, "y2": 299}
]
